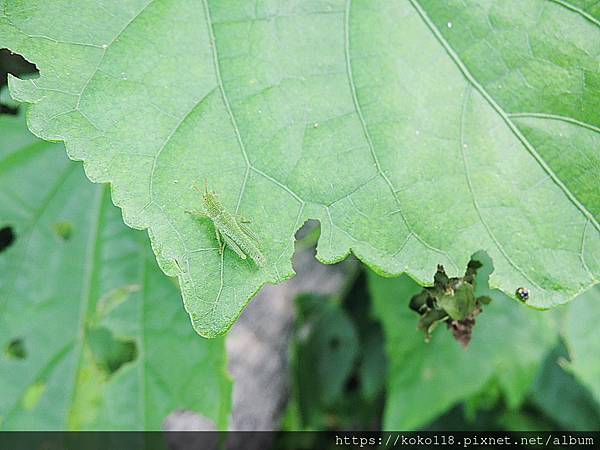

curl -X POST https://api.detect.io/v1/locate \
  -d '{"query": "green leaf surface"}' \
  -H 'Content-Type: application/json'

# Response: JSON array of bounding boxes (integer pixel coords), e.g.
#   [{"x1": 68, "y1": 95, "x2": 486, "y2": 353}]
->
[
  {"x1": 368, "y1": 259, "x2": 556, "y2": 430},
  {"x1": 562, "y1": 285, "x2": 600, "y2": 405},
  {"x1": 0, "y1": 110, "x2": 231, "y2": 430},
  {"x1": 1, "y1": 0, "x2": 598, "y2": 336}
]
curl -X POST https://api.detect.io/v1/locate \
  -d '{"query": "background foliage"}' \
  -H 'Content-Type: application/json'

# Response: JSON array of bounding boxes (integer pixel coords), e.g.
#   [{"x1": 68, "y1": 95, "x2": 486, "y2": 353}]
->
[
  {"x1": 0, "y1": 90, "x2": 231, "y2": 430},
  {"x1": 284, "y1": 272, "x2": 600, "y2": 437},
  {"x1": 1, "y1": 0, "x2": 600, "y2": 436}
]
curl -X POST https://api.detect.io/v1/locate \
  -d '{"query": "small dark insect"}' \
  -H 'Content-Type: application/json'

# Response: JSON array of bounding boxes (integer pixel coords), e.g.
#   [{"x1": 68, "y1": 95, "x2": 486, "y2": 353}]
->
[{"x1": 515, "y1": 287, "x2": 529, "y2": 302}]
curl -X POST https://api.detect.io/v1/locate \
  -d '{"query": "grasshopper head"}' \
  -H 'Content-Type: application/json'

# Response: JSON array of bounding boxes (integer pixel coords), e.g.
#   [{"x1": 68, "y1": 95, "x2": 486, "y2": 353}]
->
[
  {"x1": 203, "y1": 192, "x2": 221, "y2": 216},
  {"x1": 200, "y1": 179, "x2": 222, "y2": 218}
]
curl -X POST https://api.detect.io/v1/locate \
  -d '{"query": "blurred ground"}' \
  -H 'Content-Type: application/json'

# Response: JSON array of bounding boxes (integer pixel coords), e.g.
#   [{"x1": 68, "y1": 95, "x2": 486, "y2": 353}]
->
[{"x1": 227, "y1": 246, "x2": 355, "y2": 432}]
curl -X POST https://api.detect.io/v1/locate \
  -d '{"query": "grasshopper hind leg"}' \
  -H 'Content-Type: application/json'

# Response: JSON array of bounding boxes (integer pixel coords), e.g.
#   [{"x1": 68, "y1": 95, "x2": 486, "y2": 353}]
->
[
  {"x1": 222, "y1": 234, "x2": 247, "y2": 260},
  {"x1": 240, "y1": 223, "x2": 259, "y2": 242},
  {"x1": 236, "y1": 216, "x2": 258, "y2": 242},
  {"x1": 214, "y1": 227, "x2": 225, "y2": 254}
]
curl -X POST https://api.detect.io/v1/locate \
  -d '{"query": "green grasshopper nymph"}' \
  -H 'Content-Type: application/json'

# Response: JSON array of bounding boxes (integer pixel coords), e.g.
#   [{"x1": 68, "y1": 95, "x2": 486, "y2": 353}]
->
[{"x1": 186, "y1": 180, "x2": 266, "y2": 267}]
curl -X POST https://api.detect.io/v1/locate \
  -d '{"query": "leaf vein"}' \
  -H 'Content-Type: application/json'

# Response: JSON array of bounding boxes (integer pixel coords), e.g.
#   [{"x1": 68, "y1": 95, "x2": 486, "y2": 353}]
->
[
  {"x1": 75, "y1": 0, "x2": 154, "y2": 111},
  {"x1": 508, "y1": 112, "x2": 600, "y2": 135},
  {"x1": 579, "y1": 219, "x2": 595, "y2": 281},
  {"x1": 0, "y1": 163, "x2": 77, "y2": 313},
  {"x1": 459, "y1": 86, "x2": 544, "y2": 291},
  {"x1": 344, "y1": 0, "x2": 456, "y2": 269},
  {"x1": 410, "y1": 0, "x2": 600, "y2": 233},
  {"x1": 66, "y1": 185, "x2": 105, "y2": 423},
  {"x1": 547, "y1": 0, "x2": 600, "y2": 29},
  {"x1": 201, "y1": 0, "x2": 251, "y2": 214},
  {"x1": 146, "y1": 86, "x2": 218, "y2": 206}
]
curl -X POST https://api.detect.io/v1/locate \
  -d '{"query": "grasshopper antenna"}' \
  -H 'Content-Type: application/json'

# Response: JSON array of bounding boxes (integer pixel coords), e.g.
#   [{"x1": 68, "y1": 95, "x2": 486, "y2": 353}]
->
[
  {"x1": 192, "y1": 181, "x2": 203, "y2": 194},
  {"x1": 204, "y1": 178, "x2": 209, "y2": 195}
]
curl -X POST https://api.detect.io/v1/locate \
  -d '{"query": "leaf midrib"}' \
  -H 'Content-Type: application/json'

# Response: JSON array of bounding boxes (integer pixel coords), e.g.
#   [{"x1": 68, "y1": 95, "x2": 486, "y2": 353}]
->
[
  {"x1": 0, "y1": 162, "x2": 76, "y2": 312},
  {"x1": 548, "y1": 0, "x2": 600, "y2": 28},
  {"x1": 66, "y1": 185, "x2": 105, "y2": 428},
  {"x1": 201, "y1": 0, "x2": 251, "y2": 216}
]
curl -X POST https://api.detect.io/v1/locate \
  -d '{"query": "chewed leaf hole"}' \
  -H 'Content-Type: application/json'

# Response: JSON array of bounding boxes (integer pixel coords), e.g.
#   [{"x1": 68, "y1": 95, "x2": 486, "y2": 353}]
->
[
  {"x1": 88, "y1": 327, "x2": 138, "y2": 375},
  {"x1": 294, "y1": 219, "x2": 321, "y2": 251},
  {"x1": 5, "y1": 337, "x2": 27, "y2": 360},
  {"x1": 344, "y1": 373, "x2": 360, "y2": 393},
  {"x1": 105, "y1": 339, "x2": 137, "y2": 374},
  {"x1": 53, "y1": 221, "x2": 74, "y2": 241},
  {"x1": 329, "y1": 336, "x2": 341, "y2": 351},
  {"x1": 0, "y1": 226, "x2": 16, "y2": 253},
  {"x1": 1, "y1": 49, "x2": 39, "y2": 114}
]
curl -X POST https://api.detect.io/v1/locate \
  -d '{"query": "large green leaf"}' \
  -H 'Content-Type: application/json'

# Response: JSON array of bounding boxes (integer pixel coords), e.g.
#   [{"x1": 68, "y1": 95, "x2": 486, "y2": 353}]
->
[
  {"x1": 367, "y1": 257, "x2": 556, "y2": 430},
  {"x1": 530, "y1": 343, "x2": 600, "y2": 431},
  {"x1": 1, "y1": 0, "x2": 598, "y2": 336},
  {"x1": 0, "y1": 110, "x2": 231, "y2": 430},
  {"x1": 562, "y1": 285, "x2": 600, "y2": 405}
]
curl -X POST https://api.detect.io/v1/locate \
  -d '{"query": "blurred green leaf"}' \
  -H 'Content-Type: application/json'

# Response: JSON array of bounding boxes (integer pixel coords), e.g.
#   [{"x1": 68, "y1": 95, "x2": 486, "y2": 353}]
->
[
  {"x1": 368, "y1": 253, "x2": 557, "y2": 430},
  {"x1": 359, "y1": 327, "x2": 386, "y2": 402},
  {"x1": 340, "y1": 271, "x2": 387, "y2": 404},
  {"x1": 1, "y1": 0, "x2": 599, "y2": 336},
  {"x1": 291, "y1": 294, "x2": 359, "y2": 428},
  {"x1": 463, "y1": 379, "x2": 501, "y2": 421},
  {"x1": 424, "y1": 405, "x2": 500, "y2": 432},
  {"x1": 562, "y1": 285, "x2": 600, "y2": 406},
  {"x1": 0, "y1": 111, "x2": 231, "y2": 430},
  {"x1": 494, "y1": 410, "x2": 556, "y2": 432},
  {"x1": 530, "y1": 343, "x2": 600, "y2": 431},
  {"x1": 0, "y1": 83, "x2": 18, "y2": 108}
]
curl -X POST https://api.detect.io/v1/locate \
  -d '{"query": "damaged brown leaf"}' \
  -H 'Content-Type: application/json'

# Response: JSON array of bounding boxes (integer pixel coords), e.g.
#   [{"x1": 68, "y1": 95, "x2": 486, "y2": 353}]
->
[{"x1": 409, "y1": 261, "x2": 492, "y2": 347}]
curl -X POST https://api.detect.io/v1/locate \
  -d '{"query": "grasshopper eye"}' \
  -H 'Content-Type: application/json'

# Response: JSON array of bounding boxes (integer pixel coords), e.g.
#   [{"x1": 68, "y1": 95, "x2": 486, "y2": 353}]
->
[{"x1": 515, "y1": 287, "x2": 529, "y2": 302}]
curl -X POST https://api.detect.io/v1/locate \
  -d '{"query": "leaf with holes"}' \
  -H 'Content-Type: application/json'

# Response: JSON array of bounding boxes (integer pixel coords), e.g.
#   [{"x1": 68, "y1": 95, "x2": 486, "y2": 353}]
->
[
  {"x1": 1, "y1": 0, "x2": 599, "y2": 336},
  {"x1": 0, "y1": 108, "x2": 231, "y2": 430},
  {"x1": 367, "y1": 254, "x2": 557, "y2": 429}
]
